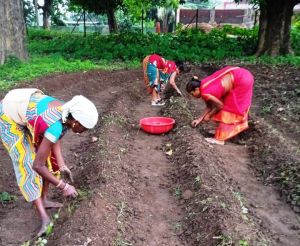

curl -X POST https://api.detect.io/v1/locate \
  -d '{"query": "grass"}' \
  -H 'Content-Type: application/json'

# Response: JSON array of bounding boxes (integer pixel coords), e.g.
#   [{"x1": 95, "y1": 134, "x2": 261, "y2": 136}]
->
[
  {"x1": 0, "y1": 55, "x2": 140, "y2": 92},
  {"x1": 114, "y1": 201, "x2": 132, "y2": 246},
  {"x1": 173, "y1": 185, "x2": 182, "y2": 199},
  {"x1": 102, "y1": 113, "x2": 128, "y2": 127}
]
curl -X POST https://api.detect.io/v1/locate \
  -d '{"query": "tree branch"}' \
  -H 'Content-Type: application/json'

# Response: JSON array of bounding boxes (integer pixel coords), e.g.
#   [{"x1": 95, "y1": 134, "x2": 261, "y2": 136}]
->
[{"x1": 292, "y1": 0, "x2": 300, "y2": 6}]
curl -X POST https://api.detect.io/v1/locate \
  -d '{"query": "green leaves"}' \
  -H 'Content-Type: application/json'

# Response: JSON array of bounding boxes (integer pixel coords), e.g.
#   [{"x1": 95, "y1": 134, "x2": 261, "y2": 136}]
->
[{"x1": 0, "y1": 191, "x2": 17, "y2": 203}]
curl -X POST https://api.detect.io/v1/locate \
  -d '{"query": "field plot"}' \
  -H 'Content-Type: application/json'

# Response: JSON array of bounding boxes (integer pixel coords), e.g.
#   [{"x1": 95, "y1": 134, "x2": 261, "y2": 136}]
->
[{"x1": 0, "y1": 64, "x2": 299, "y2": 246}]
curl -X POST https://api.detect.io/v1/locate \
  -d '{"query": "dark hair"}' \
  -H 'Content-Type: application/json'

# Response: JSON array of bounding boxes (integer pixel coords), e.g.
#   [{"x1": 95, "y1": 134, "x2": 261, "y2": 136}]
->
[
  {"x1": 67, "y1": 113, "x2": 74, "y2": 121},
  {"x1": 175, "y1": 60, "x2": 185, "y2": 72},
  {"x1": 175, "y1": 61, "x2": 191, "y2": 73},
  {"x1": 186, "y1": 77, "x2": 201, "y2": 93}
]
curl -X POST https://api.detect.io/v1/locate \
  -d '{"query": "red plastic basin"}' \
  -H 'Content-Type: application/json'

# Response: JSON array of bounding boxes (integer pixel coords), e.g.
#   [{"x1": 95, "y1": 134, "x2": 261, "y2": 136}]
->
[{"x1": 140, "y1": 117, "x2": 175, "y2": 134}]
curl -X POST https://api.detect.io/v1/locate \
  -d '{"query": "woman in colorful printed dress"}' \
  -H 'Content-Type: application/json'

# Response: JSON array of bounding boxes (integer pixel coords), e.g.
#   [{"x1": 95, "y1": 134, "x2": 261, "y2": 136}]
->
[
  {"x1": 143, "y1": 54, "x2": 184, "y2": 106},
  {"x1": 0, "y1": 88, "x2": 98, "y2": 236},
  {"x1": 186, "y1": 66, "x2": 254, "y2": 145}
]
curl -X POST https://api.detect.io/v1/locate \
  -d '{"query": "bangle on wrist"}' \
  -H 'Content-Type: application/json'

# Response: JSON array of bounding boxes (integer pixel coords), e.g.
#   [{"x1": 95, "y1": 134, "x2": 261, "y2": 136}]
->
[
  {"x1": 59, "y1": 165, "x2": 66, "y2": 171},
  {"x1": 63, "y1": 183, "x2": 69, "y2": 191}
]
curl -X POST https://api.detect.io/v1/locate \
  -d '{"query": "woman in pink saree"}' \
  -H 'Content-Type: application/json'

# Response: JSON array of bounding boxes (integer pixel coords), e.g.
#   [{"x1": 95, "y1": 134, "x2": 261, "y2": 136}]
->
[{"x1": 186, "y1": 66, "x2": 254, "y2": 145}]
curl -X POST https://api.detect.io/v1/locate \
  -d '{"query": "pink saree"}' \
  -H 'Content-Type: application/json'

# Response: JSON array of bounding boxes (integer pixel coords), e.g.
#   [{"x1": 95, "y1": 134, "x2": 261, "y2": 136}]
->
[{"x1": 200, "y1": 66, "x2": 254, "y2": 141}]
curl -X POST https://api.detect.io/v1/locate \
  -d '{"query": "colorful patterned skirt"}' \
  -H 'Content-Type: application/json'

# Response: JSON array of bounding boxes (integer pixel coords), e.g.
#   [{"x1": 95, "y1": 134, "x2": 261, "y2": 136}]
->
[
  {"x1": 0, "y1": 101, "x2": 42, "y2": 202},
  {"x1": 143, "y1": 56, "x2": 164, "y2": 94}
]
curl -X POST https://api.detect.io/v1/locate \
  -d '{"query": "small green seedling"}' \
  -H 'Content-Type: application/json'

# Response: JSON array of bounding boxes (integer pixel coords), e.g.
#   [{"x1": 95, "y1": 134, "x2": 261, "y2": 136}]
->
[
  {"x1": 239, "y1": 239, "x2": 250, "y2": 246},
  {"x1": 0, "y1": 191, "x2": 17, "y2": 204}
]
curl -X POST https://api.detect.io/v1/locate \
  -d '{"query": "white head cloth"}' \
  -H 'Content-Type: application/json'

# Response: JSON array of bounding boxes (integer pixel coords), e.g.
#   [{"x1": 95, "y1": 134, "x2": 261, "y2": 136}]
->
[{"x1": 61, "y1": 95, "x2": 98, "y2": 129}]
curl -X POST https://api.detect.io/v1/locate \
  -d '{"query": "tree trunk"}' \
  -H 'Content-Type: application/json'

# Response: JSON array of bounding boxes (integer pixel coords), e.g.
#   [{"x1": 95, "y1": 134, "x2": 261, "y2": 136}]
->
[
  {"x1": 42, "y1": 0, "x2": 52, "y2": 29},
  {"x1": 256, "y1": 0, "x2": 299, "y2": 56},
  {"x1": 0, "y1": 0, "x2": 28, "y2": 65},
  {"x1": 107, "y1": 7, "x2": 117, "y2": 33},
  {"x1": 33, "y1": 0, "x2": 39, "y2": 27}
]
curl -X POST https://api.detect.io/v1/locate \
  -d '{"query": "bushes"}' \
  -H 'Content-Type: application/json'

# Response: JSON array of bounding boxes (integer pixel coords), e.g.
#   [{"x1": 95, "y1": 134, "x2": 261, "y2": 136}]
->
[
  {"x1": 27, "y1": 26, "x2": 300, "y2": 62},
  {"x1": 27, "y1": 27, "x2": 260, "y2": 62}
]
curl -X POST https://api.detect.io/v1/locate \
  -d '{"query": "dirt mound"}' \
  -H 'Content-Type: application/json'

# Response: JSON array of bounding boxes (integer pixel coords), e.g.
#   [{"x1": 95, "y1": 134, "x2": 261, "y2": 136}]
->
[{"x1": 162, "y1": 97, "x2": 268, "y2": 245}]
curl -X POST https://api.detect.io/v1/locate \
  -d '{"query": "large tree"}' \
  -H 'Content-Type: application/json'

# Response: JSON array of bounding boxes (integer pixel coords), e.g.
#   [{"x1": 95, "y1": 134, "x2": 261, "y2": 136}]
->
[
  {"x1": 252, "y1": 0, "x2": 300, "y2": 56},
  {"x1": 196, "y1": 0, "x2": 300, "y2": 56},
  {"x1": 70, "y1": 0, "x2": 123, "y2": 32},
  {"x1": 39, "y1": 0, "x2": 53, "y2": 29},
  {"x1": 0, "y1": 0, "x2": 28, "y2": 65}
]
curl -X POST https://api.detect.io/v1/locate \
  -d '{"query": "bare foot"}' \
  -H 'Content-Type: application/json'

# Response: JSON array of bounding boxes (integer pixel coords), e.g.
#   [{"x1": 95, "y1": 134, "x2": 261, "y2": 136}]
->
[
  {"x1": 43, "y1": 199, "x2": 63, "y2": 209},
  {"x1": 205, "y1": 138, "x2": 225, "y2": 145},
  {"x1": 37, "y1": 218, "x2": 51, "y2": 237}
]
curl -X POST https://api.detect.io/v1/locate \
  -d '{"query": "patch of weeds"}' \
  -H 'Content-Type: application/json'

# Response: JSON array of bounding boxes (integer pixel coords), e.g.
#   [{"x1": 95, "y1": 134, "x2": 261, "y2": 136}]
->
[
  {"x1": 67, "y1": 201, "x2": 79, "y2": 216},
  {"x1": 214, "y1": 235, "x2": 233, "y2": 246},
  {"x1": 113, "y1": 234, "x2": 132, "y2": 246},
  {"x1": 233, "y1": 192, "x2": 249, "y2": 221},
  {"x1": 21, "y1": 212, "x2": 60, "y2": 246},
  {"x1": 172, "y1": 222, "x2": 182, "y2": 232},
  {"x1": 260, "y1": 105, "x2": 273, "y2": 115},
  {"x1": 0, "y1": 191, "x2": 17, "y2": 204},
  {"x1": 65, "y1": 188, "x2": 91, "y2": 217},
  {"x1": 34, "y1": 238, "x2": 48, "y2": 246},
  {"x1": 116, "y1": 201, "x2": 127, "y2": 223},
  {"x1": 21, "y1": 242, "x2": 31, "y2": 246},
  {"x1": 77, "y1": 188, "x2": 92, "y2": 201},
  {"x1": 168, "y1": 96, "x2": 194, "y2": 122},
  {"x1": 102, "y1": 114, "x2": 127, "y2": 127},
  {"x1": 173, "y1": 186, "x2": 182, "y2": 199},
  {"x1": 220, "y1": 202, "x2": 228, "y2": 209},
  {"x1": 239, "y1": 239, "x2": 250, "y2": 246},
  {"x1": 114, "y1": 202, "x2": 132, "y2": 246},
  {"x1": 193, "y1": 175, "x2": 202, "y2": 188},
  {"x1": 200, "y1": 197, "x2": 213, "y2": 212}
]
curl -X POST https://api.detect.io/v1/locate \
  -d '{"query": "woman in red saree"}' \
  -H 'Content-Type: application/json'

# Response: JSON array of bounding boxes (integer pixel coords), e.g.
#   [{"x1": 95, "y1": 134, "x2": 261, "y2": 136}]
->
[
  {"x1": 143, "y1": 54, "x2": 184, "y2": 106},
  {"x1": 186, "y1": 66, "x2": 254, "y2": 145}
]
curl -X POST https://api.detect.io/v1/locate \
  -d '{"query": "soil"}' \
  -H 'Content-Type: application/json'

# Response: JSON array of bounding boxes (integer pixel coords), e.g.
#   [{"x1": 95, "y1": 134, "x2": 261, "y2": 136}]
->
[{"x1": 0, "y1": 64, "x2": 300, "y2": 246}]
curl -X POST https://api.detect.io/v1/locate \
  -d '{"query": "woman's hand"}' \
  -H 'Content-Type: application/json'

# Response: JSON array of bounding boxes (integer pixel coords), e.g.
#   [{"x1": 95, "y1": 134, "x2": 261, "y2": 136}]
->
[
  {"x1": 176, "y1": 89, "x2": 182, "y2": 96},
  {"x1": 62, "y1": 183, "x2": 78, "y2": 198},
  {"x1": 60, "y1": 165, "x2": 74, "y2": 183},
  {"x1": 203, "y1": 113, "x2": 211, "y2": 121},
  {"x1": 191, "y1": 119, "x2": 202, "y2": 127}
]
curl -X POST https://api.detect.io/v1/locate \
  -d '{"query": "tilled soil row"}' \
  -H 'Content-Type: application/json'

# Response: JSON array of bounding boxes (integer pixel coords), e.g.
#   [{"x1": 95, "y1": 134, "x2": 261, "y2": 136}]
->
[
  {"x1": 48, "y1": 79, "x2": 139, "y2": 245},
  {"x1": 162, "y1": 97, "x2": 269, "y2": 246}
]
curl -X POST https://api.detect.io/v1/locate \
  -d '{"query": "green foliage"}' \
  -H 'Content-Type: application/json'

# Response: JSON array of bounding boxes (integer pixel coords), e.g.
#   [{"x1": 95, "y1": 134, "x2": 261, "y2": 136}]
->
[
  {"x1": 35, "y1": 238, "x2": 48, "y2": 246},
  {"x1": 2, "y1": 27, "x2": 300, "y2": 87},
  {"x1": 0, "y1": 53, "x2": 139, "y2": 91},
  {"x1": 23, "y1": 0, "x2": 35, "y2": 25},
  {"x1": 69, "y1": 0, "x2": 123, "y2": 15},
  {"x1": 240, "y1": 55, "x2": 300, "y2": 66},
  {"x1": 239, "y1": 239, "x2": 250, "y2": 246},
  {"x1": 123, "y1": 0, "x2": 180, "y2": 21},
  {"x1": 27, "y1": 26, "x2": 261, "y2": 62},
  {"x1": 182, "y1": 0, "x2": 220, "y2": 9},
  {"x1": 0, "y1": 191, "x2": 17, "y2": 203},
  {"x1": 291, "y1": 29, "x2": 300, "y2": 55}
]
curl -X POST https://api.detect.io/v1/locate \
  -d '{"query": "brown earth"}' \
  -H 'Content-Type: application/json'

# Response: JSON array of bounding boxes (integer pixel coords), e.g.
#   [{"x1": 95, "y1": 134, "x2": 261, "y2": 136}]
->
[{"x1": 0, "y1": 64, "x2": 299, "y2": 246}]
